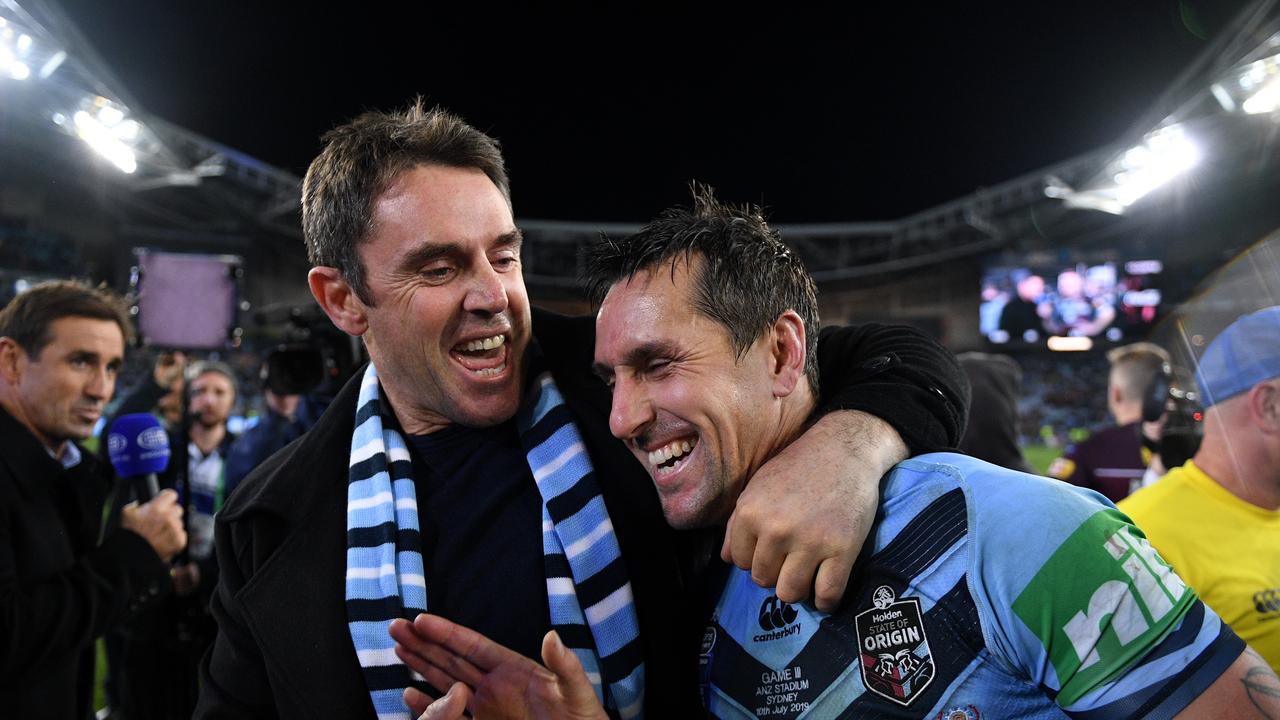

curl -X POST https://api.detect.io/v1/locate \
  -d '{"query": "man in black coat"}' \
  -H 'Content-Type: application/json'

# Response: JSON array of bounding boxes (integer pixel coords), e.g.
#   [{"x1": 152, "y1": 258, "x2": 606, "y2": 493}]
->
[
  {"x1": 0, "y1": 280, "x2": 186, "y2": 719},
  {"x1": 195, "y1": 103, "x2": 968, "y2": 719}
]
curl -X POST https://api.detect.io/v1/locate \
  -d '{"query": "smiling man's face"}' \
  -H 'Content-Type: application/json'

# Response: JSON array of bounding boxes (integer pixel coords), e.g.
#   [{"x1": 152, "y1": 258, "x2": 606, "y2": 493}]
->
[
  {"x1": 354, "y1": 163, "x2": 531, "y2": 434},
  {"x1": 593, "y1": 258, "x2": 778, "y2": 529}
]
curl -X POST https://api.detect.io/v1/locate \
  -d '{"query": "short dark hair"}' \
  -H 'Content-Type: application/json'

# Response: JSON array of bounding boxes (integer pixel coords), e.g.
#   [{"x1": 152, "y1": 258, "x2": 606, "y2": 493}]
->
[
  {"x1": 0, "y1": 280, "x2": 134, "y2": 357},
  {"x1": 585, "y1": 185, "x2": 820, "y2": 391},
  {"x1": 302, "y1": 99, "x2": 511, "y2": 304}
]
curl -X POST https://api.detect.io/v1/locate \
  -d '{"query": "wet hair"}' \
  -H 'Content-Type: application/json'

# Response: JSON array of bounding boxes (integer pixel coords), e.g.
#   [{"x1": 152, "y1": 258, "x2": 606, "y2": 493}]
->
[{"x1": 585, "y1": 184, "x2": 820, "y2": 391}]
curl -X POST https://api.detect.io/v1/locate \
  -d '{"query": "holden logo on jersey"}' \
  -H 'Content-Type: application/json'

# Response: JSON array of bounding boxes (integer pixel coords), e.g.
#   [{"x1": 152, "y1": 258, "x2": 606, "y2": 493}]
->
[
  {"x1": 855, "y1": 585, "x2": 935, "y2": 707},
  {"x1": 759, "y1": 595, "x2": 799, "y2": 631}
]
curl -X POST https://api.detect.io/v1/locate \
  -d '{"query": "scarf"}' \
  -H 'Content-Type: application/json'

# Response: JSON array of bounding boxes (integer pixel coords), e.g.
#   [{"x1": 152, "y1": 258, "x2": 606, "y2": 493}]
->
[{"x1": 345, "y1": 363, "x2": 644, "y2": 719}]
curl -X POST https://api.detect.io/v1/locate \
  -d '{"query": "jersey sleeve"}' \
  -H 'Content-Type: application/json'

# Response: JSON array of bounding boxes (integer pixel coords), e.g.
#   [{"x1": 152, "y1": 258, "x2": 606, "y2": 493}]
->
[
  {"x1": 1047, "y1": 443, "x2": 1087, "y2": 486},
  {"x1": 967, "y1": 472, "x2": 1243, "y2": 718}
]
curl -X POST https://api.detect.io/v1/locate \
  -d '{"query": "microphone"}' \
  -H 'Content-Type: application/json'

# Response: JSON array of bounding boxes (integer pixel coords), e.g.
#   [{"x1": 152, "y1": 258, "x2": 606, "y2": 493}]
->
[{"x1": 107, "y1": 413, "x2": 171, "y2": 501}]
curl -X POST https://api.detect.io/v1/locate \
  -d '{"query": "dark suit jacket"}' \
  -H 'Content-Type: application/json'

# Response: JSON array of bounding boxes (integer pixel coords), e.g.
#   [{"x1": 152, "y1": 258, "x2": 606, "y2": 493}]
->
[
  {"x1": 0, "y1": 406, "x2": 170, "y2": 719},
  {"x1": 195, "y1": 309, "x2": 968, "y2": 719}
]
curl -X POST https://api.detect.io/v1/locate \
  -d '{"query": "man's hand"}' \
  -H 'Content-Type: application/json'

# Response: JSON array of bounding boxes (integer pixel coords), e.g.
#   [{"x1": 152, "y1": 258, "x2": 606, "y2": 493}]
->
[
  {"x1": 723, "y1": 410, "x2": 906, "y2": 612},
  {"x1": 120, "y1": 489, "x2": 186, "y2": 562},
  {"x1": 389, "y1": 614, "x2": 607, "y2": 720}
]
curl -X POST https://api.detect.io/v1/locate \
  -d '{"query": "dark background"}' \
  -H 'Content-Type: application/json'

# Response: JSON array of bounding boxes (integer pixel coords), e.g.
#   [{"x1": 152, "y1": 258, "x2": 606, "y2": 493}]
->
[{"x1": 55, "y1": 1, "x2": 1249, "y2": 222}]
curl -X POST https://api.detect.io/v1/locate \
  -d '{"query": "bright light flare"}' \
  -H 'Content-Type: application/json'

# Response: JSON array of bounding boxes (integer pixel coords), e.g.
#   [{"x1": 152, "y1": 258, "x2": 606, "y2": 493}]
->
[
  {"x1": 73, "y1": 111, "x2": 138, "y2": 174},
  {"x1": 1214, "y1": 53, "x2": 1280, "y2": 115},
  {"x1": 1109, "y1": 125, "x2": 1199, "y2": 208},
  {"x1": 1242, "y1": 77, "x2": 1280, "y2": 114}
]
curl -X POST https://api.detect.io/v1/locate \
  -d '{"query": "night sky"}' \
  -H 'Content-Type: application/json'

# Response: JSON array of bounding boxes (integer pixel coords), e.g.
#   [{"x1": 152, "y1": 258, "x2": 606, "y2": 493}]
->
[{"x1": 56, "y1": 1, "x2": 1247, "y2": 223}]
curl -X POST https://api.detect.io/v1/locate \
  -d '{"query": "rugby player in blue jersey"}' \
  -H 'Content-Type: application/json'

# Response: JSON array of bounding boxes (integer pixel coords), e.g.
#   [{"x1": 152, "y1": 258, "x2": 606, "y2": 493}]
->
[{"x1": 392, "y1": 188, "x2": 1279, "y2": 719}]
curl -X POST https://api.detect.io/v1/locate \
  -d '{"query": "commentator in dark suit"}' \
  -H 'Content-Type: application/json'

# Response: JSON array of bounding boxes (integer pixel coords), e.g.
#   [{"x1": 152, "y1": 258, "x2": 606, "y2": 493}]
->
[{"x1": 0, "y1": 281, "x2": 185, "y2": 719}]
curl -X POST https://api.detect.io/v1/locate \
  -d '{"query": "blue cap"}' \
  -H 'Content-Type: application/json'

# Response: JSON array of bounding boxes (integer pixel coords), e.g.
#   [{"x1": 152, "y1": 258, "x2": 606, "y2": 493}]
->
[
  {"x1": 1196, "y1": 306, "x2": 1280, "y2": 407},
  {"x1": 107, "y1": 413, "x2": 171, "y2": 477}
]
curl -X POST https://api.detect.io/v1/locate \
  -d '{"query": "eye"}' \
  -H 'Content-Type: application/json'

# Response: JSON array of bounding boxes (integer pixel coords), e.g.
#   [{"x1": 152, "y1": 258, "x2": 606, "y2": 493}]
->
[
  {"x1": 420, "y1": 263, "x2": 456, "y2": 284},
  {"x1": 645, "y1": 359, "x2": 672, "y2": 377},
  {"x1": 492, "y1": 253, "x2": 519, "y2": 272}
]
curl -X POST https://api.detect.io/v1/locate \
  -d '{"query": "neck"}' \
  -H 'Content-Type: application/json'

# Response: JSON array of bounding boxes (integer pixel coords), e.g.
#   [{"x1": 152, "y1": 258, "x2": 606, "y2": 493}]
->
[
  {"x1": 1112, "y1": 403, "x2": 1142, "y2": 426},
  {"x1": 190, "y1": 422, "x2": 226, "y2": 455},
  {"x1": 743, "y1": 386, "x2": 817, "y2": 486},
  {"x1": 1194, "y1": 431, "x2": 1280, "y2": 511}
]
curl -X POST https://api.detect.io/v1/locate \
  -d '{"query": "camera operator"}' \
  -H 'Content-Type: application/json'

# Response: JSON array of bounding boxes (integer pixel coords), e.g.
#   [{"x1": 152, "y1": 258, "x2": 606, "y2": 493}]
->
[
  {"x1": 224, "y1": 351, "x2": 325, "y2": 494},
  {"x1": 1049, "y1": 342, "x2": 1168, "y2": 502},
  {"x1": 0, "y1": 280, "x2": 185, "y2": 719}
]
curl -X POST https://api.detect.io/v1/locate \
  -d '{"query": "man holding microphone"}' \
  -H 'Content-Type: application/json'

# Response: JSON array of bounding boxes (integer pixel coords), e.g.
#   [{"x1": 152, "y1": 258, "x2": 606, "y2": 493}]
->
[{"x1": 0, "y1": 280, "x2": 186, "y2": 719}]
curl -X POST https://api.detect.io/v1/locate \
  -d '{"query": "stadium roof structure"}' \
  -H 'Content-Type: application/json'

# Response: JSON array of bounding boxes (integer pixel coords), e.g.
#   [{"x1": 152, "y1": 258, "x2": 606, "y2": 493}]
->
[{"x1": 2, "y1": 0, "x2": 1279, "y2": 298}]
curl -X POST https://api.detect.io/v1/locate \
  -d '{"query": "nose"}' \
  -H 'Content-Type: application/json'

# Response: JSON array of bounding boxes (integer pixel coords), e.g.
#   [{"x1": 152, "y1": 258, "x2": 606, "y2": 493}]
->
[
  {"x1": 85, "y1": 366, "x2": 113, "y2": 404},
  {"x1": 608, "y1": 375, "x2": 654, "y2": 442},
  {"x1": 463, "y1": 262, "x2": 510, "y2": 316}
]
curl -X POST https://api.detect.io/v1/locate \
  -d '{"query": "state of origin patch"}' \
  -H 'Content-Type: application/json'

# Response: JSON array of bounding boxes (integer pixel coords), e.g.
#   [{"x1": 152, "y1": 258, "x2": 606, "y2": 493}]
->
[{"x1": 854, "y1": 585, "x2": 936, "y2": 706}]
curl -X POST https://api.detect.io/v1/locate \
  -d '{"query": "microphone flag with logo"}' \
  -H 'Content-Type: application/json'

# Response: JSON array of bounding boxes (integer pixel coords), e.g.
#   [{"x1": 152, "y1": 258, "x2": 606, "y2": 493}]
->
[{"x1": 108, "y1": 413, "x2": 171, "y2": 500}]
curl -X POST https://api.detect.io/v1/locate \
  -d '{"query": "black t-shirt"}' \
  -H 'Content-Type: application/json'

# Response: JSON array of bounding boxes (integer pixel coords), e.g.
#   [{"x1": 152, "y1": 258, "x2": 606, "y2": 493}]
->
[{"x1": 405, "y1": 421, "x2": 551, "y2": 663}]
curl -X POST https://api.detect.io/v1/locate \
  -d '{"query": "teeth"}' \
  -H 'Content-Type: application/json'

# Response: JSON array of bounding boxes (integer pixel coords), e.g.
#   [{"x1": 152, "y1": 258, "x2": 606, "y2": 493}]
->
[
  {"x1": 471, "y1": 362, "x2": 506, "y2": 378},
  {"x1": 647, "y1": 439, "x2": 694, "y2": 468},
  {"x1": 462, "y1": 335, "x2": 505, "y2": 352}
]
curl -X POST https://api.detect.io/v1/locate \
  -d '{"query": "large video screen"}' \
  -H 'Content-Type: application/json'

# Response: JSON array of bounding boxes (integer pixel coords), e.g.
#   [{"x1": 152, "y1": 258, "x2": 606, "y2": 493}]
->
[{"x1": 980, "y1": 259, "x2": 1163, "y2": 347}]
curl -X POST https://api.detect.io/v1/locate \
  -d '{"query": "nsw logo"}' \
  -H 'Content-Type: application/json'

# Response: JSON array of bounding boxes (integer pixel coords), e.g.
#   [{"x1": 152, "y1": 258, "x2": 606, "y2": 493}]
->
[{"x1": 855, "y1": 585, "x2": 935, "y2": 707}]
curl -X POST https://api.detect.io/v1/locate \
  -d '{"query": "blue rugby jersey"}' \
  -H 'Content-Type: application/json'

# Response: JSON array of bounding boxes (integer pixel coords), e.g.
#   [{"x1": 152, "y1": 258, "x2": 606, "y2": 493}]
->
[{"x1": 699, "y1": 453, "x2": 1244, "y2": 719}]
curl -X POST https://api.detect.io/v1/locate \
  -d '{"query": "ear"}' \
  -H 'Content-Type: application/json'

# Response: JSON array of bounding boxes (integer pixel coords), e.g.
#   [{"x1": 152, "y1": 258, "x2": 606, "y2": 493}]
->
[
  {"x1": 309, "y1": 267, "x2": 369, "y2": 336},
  {"x1": 0, "y1": 337, "x2": 27, "y2": 386},
  {"x1": 1251, "y1": 380, "x2": 1280, "y2": 433},
  {"x1": 1108, "y1": 380, "x2": 1124, "y2": 407},
  {"x1": 767, "y1": 310, "x2": 808, "y2": 399}
]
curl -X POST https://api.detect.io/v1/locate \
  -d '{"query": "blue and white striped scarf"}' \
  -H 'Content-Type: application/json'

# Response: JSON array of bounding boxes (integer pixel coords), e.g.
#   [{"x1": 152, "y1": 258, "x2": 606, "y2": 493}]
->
[{"x1": 345, "y1": 363, "x2": 645, "y2": 720}]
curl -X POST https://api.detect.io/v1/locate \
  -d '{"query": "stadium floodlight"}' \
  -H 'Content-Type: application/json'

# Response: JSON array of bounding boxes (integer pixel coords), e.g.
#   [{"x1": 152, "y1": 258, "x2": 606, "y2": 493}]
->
[
  {"x1": 1210, "y1": 42, "x2": 1280, "y2": 115},
  {"x1": 1048, "y1": 124, "x2": 1199, "y2": 215},
  {"x1": 38, "y1": 49, "x2": 64, "y2": 79},
  {"x1": 0, "y1": 15, "x2": 65, "y2": 81},
  {"x1": 72, "y1": 107, "x2": 138, "y2": 174}
]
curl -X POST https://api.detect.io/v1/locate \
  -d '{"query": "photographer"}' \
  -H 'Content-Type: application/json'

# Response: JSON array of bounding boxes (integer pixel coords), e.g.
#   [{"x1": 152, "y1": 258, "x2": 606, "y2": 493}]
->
[{"x1": 224, "y1": 352, "x2": 325, "y2": 494}]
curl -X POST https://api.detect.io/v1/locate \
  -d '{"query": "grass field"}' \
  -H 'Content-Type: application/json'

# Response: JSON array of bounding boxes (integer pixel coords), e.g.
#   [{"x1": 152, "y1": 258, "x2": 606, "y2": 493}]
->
[{"x1": 1023, "y1": 444, "x2": 1062, "y2": 475}]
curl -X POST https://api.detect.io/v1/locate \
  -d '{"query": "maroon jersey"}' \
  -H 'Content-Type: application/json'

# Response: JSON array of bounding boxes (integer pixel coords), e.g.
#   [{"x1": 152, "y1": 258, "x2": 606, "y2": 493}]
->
[{"x1": 1048, "y1": 422, "x2": 1151, "y2": 503}]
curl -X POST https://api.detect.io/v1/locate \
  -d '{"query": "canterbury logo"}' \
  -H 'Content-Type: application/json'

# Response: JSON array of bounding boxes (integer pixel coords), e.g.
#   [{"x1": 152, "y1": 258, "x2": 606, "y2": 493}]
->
[
  {"x1": 1254, "y1": 588, "x2": 1280, "y2": 614},
  {"x1": 758, "y1": 595, "x2": 799, "y2": 631}
]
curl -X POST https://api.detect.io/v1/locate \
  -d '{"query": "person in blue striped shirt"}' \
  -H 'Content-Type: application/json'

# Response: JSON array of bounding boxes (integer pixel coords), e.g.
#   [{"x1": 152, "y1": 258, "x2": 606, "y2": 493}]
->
[{"x1": 394, "y1": 187, "x2": 1277, "y2": 719}]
